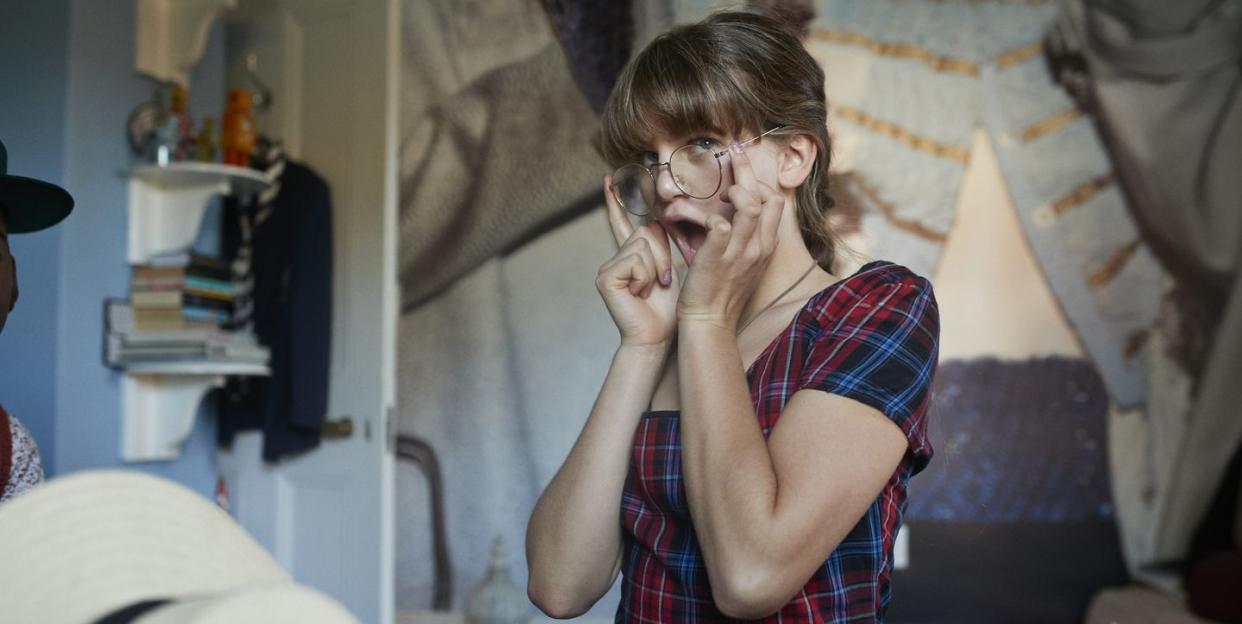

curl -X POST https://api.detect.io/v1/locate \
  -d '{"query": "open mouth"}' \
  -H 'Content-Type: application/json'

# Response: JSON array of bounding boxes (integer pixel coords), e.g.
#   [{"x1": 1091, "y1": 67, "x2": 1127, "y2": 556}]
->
[{"x1": 662, "y1": 216, "x2": 709, "y2": 266}]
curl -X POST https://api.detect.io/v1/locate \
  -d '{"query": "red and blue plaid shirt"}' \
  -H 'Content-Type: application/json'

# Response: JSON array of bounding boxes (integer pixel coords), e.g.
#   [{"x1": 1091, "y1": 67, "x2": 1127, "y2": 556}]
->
[{"x1": 618, "y1": 260, "x2": 939, "y2": 623}]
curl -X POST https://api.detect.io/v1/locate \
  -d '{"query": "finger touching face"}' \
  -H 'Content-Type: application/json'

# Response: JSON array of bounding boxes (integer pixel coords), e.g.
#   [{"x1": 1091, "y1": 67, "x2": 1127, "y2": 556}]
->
[
  {"x1": 606, "y1": 174, "x2": 674, "y2": 284},
  {"x1": 605, "y1": 175, "x2": 636, "y2": 247},
  {"x1": 727, "y1": 138, "x2": 758, "y2": 190},
  {"x1": 720, "y1": 134, "x2": 787, "y2": 258}
]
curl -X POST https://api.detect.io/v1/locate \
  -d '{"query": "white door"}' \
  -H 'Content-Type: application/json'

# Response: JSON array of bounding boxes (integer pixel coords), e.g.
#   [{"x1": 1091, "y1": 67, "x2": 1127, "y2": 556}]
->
[{"x1": 218, "y1": 2, "x2": 399, "y2": 623}]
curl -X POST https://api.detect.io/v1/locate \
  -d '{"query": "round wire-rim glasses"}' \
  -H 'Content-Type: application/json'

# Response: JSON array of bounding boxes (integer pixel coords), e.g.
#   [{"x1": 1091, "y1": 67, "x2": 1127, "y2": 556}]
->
[{"x1": 609, "y1": 126, "x2": 786, "y2": 217}]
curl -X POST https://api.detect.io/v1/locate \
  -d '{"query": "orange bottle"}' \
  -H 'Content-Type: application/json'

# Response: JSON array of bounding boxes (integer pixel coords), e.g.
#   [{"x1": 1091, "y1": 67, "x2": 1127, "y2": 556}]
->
[{"x1": 221, "y1": 88, "x2": 256, "y2": 167}]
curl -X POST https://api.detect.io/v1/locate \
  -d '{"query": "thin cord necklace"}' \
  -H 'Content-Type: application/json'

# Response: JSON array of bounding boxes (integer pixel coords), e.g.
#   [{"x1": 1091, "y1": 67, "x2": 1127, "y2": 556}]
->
[{"x1": 736, "y1": 260, "x2": 818, "y2": 336}]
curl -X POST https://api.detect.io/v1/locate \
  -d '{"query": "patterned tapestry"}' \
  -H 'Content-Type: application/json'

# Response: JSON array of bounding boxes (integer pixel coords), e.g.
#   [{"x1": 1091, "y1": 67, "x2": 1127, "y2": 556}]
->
[{"x1": 395, "y1": 1, "x2": 1171, "y2": 621}]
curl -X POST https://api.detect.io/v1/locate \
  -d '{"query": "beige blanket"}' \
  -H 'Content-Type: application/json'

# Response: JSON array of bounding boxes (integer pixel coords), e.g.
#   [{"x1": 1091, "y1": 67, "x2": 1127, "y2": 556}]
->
[{"x1": 398, "y1": 42, "x2": 606, "y2": 309}]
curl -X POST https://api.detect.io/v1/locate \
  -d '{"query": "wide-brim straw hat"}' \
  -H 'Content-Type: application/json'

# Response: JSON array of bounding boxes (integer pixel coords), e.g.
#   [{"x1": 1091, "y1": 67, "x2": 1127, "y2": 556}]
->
[{"x1": 0, "y1": 470, "x2": 359, "y2": 624}]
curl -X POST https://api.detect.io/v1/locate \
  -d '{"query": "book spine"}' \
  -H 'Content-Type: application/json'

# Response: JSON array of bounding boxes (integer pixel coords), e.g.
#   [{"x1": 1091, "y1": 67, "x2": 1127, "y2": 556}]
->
[
  {"x1": 182, "y1": 294, "x2": 234, "y2": 311},
  {"x1": 131, "y1": 277, "x2": 185, "y2": 290},
  {"x1": 182, "y1": 306, "x2": 230, "y2": 324},
  {"x1": 183, "y1": 276, "x2": 235, "y2": 294}
]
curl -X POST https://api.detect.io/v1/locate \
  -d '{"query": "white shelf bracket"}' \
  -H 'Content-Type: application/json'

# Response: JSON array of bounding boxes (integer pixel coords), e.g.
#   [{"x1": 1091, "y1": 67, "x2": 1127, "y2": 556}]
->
[
  {"x1": 135, "y1": 0, "x2": 239, "y2": 87},
  {"x1": 121, "y1": 373, "x2": 225, "y2": 462},
  {"x1": 126, "y1": 163, "x2": 271, "y2": 263},
  {"x1": 127, "y1": 177, "x2": 225, "y2": 263}
]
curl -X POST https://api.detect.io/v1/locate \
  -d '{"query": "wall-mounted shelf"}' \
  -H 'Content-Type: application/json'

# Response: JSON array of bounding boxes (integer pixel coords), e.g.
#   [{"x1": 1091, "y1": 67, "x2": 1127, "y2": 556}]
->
[
  {"x1": 120, "y1": 161, "x2": 272, "y2": 462},
  {"x1": 127, "y1": 162, "x2": 271, "y2": 263}
]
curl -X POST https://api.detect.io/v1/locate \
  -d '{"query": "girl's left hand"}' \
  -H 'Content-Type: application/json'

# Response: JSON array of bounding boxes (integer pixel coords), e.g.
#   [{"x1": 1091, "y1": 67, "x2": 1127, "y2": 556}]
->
[{"x1": 677, "y1": 141, "x2": 784, "y2": 330}]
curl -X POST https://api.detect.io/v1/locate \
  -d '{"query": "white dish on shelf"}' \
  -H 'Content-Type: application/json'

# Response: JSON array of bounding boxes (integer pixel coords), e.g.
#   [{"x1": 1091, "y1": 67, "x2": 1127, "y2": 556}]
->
[{"x1": 129, "y1": 162, "x2": 272, "y2": 195}]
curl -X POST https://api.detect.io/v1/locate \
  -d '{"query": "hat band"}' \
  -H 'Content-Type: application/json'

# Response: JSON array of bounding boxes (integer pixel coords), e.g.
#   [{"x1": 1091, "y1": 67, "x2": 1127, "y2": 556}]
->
[{"x1": 93, "y1": 599, "x2": 173, "y2": 624}]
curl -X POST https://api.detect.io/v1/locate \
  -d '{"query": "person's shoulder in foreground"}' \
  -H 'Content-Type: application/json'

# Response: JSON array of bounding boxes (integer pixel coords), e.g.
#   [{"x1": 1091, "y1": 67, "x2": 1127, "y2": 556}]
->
[{"x1": 0, "y1": 406, "x2": 45, "y2": 502}]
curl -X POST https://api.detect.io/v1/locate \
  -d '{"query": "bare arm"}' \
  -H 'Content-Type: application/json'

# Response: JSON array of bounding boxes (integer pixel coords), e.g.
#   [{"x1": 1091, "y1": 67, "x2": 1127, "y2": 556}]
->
[{"x1": 525, "y1": 344, "x2": 667, "y2": 617}]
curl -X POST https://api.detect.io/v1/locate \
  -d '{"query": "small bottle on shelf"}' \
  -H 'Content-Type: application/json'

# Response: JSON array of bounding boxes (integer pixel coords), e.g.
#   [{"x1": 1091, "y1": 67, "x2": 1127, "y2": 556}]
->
[
  {"x1": 153, "y1": 116, "x2": 179, "y2": 166},
  {"x1": 169, "y1": 84, "x2": 194, "y2": 161},
  {"x1": 221, "y1": 88, "x2": 256, "y2": 167},
  {"x1": 196, "y1": 116, "x2": 218, "y2": 163}
]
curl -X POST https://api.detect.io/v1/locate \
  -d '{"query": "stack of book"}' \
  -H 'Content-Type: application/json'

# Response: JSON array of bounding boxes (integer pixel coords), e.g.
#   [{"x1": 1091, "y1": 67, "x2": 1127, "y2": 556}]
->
[
  {"x1": 104, "y1": 250, "x2": 268, "y2": 368},
  {"x1": 130, "y1": 251, "x2": 234, "y2": 331}
]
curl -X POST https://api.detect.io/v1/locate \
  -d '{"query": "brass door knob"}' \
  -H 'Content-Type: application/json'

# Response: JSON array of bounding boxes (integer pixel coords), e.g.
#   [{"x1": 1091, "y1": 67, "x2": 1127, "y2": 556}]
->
[{"x1": 321, "y1": 418, "x2": 354, "y2": 439}]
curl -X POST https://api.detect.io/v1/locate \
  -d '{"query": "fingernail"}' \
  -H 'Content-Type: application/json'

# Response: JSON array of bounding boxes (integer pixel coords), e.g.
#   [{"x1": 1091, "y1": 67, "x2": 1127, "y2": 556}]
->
[
  {"x1": 730, "y1": 142, "x2": 743, "y2": 154},
  {"x1": 662, "y1": 270, "x2": 672, "y2": 285}
]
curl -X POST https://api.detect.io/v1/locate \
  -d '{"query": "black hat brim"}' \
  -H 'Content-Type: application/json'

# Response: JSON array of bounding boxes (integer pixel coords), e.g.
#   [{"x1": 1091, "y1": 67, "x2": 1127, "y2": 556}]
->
[{"x1": 0, "y1": 174, "x2": 74, "y2": 234}]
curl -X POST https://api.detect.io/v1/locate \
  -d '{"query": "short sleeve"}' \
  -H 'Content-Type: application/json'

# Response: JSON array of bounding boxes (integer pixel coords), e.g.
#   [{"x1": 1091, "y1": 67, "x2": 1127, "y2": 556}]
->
[
  {"x1": 798, "y1": 277, "x2": 939, "y2": 472},
  {"x1": 2, "y1": 414, "x2": 45, "y2": 502}
]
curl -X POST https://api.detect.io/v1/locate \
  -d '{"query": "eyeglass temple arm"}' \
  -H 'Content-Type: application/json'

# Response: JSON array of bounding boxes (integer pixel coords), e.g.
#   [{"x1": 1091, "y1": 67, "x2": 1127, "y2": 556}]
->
[{"x1": 713, "y1": 126, "x2": 786, "y2": 157}]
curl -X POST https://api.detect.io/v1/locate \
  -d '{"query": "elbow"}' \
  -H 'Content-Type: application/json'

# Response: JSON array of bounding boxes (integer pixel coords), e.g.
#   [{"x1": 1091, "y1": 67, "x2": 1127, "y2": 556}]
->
[
  {"x1": 527, "y1": 579, "x2": 594, "y2": 619},
  {"x1": 711, "y1": 566, "x2": 791, "y2": 620},
  {"x1": 524, "y1": 525, "x2": 616, "y2": 618}
]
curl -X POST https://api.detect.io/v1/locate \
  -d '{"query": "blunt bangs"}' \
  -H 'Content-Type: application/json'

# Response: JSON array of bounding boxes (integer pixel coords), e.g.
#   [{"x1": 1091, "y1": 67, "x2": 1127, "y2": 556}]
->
[{"x1": 599, "y1": 29, "x2": 766, "y2": 167}]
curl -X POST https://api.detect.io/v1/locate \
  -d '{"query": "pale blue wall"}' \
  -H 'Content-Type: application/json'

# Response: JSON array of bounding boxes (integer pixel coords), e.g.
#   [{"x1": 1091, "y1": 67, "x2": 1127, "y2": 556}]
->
[
  {"x1": 0, "y1": 0, "x2": 70, "y2": 474},
  {"x1": 1, "y1": 0, "x2": 229, "y2": 497}
]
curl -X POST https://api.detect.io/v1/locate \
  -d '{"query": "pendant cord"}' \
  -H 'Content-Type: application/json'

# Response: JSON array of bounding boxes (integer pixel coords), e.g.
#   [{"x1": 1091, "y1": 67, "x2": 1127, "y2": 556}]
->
[{"x1": 736, "y1": 260, "x2": 818, "y2": 336}]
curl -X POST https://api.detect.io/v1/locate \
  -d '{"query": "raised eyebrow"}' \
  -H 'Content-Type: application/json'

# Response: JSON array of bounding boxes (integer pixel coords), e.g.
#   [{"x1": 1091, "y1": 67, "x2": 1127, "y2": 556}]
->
[{"x1": 677, "y1": 127, "x2": 727, "y2": 142}]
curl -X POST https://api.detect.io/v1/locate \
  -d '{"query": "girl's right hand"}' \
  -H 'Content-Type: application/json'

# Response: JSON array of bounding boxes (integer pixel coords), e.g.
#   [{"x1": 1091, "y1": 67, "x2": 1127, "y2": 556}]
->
[{"x1": 597, "y1": 175, "x2": 680, "y2": 350}]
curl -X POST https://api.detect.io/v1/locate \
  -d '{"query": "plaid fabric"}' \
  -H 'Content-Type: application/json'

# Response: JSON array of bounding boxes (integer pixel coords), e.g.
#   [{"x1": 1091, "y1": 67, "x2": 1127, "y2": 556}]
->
[{"x1": 618, "y1": 260, "x2": 939, "y2": 623}]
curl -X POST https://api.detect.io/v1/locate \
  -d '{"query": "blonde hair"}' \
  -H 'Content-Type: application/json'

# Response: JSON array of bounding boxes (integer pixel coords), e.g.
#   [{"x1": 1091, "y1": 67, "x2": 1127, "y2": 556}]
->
[{"x1": 598, "y1": 10, "x2": 836, "y2": 267}]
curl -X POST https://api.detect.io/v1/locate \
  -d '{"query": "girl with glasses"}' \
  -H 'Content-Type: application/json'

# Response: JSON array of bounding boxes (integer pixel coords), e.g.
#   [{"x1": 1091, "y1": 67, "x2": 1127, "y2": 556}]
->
[{"x1": 527, "y1": 11, "x2": 940, "y2": 622}]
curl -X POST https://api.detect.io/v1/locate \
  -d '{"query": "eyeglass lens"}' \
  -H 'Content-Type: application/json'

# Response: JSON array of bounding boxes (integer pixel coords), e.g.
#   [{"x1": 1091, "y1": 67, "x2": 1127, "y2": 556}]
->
[{"x1": 610, "y1": 144, "x2": 723, "y2": 216}]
